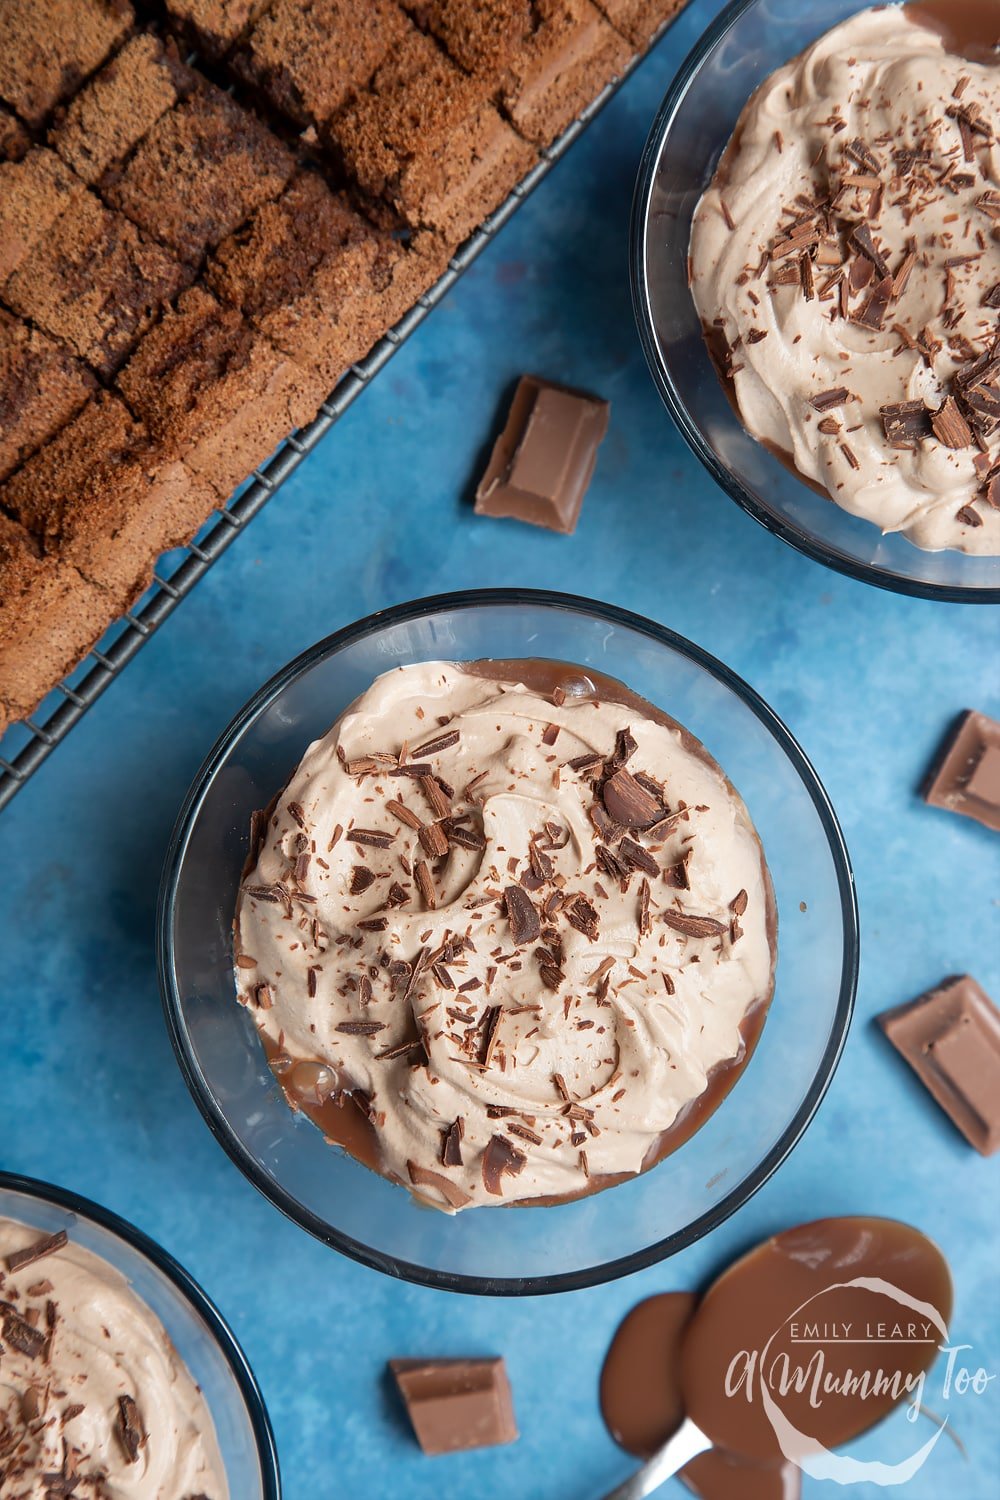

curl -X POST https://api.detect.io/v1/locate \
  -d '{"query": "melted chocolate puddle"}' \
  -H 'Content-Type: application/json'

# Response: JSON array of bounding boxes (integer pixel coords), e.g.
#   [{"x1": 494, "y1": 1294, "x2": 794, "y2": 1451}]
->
[
  {"x1": 254, "y1": 658, "x2": 776, "y2": 1207},
  {"x1": 601, "y1": 1217, "x2": 951, "y2": 1491}
]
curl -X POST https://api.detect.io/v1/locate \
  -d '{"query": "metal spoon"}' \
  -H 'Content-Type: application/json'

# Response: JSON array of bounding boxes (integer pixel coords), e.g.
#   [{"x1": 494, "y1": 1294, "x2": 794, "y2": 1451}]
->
[{"x1": 599, "y1": 1417, "x2": 711, "y2": 1499}]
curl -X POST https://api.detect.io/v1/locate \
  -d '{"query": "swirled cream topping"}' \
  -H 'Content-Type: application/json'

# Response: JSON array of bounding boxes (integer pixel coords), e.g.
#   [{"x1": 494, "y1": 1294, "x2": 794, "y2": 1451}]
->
[
  {"x1": 0, "y1": 1219, "x2": 227, "y2": 1497},
  {"x1": 235, "y1": 662, "x2": 775, "y2": 1211},
  {"x1": 690, "y1": 5, "x2": 1000, "y2": 555}
]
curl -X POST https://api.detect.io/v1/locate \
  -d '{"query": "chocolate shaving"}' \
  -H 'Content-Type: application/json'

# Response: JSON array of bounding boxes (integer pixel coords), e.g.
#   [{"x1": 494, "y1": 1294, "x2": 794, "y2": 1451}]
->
[
  {"x1": 117, "y1": 1395, "x2": 146, "y2": 1464},
  {"x1": 350, "y1": 867, "x2": 376, "y2": 895},
  {"x1": 386, "y1": 798, "x2": 422, "y2": 830},
  {"x1": 335, "y1": 1020, "x2": 386, "y2": 1035},
  {"x1": 507, "y1": 1121, "x2": 542, "y2": 1145},
  {"x1": 852, "y1": 274, "x2": 893, "y2": 332},
  {"x1": 810, "y1": 388, "x2": 849, "y2": 412},
  {"x1": 984, "y1": 284, "x2": 1000, "y2": 310},
  {"x1": 6, "y1": 1230, "x2": 68, "y2": 1274},
  {"x1": 602, "y1": 769, "x2": 661, "y2": 828},
  {"x1": 287, "y1": 801, "x2": 307, "y2": 829},
  {"x1": 504, "y1": 886, "x2": 541, "y2": 945},
  {"x1": 481, "y1": 1134, "x2": 527, "y2": 1195},
  {"x1": 420, "y1": 775, "x2": 451, "y2": 819},
  {"x1": 346, "y1": 828, "x2": 394, "y2": 848},
  {"x1": 849, "y1": 223, "x2": 890, "y2": 280},
  {"x1": 956, "y1": 505, "x2": 983, "y2": 527},
  {"x1": 411, "y1": 729, "x2": 460, "y2": 757},
  {"x1": 441, "y1": 1117, "x2": 464, "y2": 1167},
  {"x1": 638, "y1": 877, "x2": 651, "y2": 937},
  {"x1": 931, "y1": 396, "x2": 974, "y2": 449},
  {"x1": 608, "y1": 727, "x2": 638, "y2": 772},
  {"x1": 414, "y1": 859, "x2": 437, "y2": 909},
  {"x1": 844, "y1": 136, "x2": 880, "y2": 173},
  {"x1": 730, "y1": 889, "x2": 749, "y2": 916},
  {"x1": 565, "y1": 893, "x2": 600, "y2": 941},
  {"x1": 662, "y1": 910, "x2": 728, "y2": 938},
  {"x1": 407, "y1": 1161, "x2": 472, "y2": 1209},
  {"x1": 418, "y1": 821, "x2": 450, "y2": 857},
  {"x1": 447, "y1": 823, "x2": 486, "y2": 851},
  {"x1": 1, "y1": 1304, "x2": 46, "y2": 1358},
  {"x1": 662, "y1": 855, "x2": 690, "y2": 890},
  {"x1": 618, "y1": 838, "x2": 658, "y2": 876}
]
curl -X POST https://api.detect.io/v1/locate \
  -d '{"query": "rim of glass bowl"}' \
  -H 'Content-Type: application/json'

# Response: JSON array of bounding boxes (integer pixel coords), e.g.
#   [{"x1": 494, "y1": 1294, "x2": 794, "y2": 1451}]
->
[
  {"x1": 629, "y1": 0, "x2": 1000, "y2": 605},
  {"x1": 158, "y1": 588, "x2": 859, "y2": 1296},
  {"x1": 0, "y1": 1171, "x2": 281, "y2": 1496}
]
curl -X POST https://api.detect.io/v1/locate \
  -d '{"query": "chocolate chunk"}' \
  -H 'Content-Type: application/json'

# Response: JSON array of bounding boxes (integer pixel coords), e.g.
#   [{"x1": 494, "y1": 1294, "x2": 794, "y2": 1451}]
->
[
  {"x1": 481, "y1": 1133, "x2": 527, "y2": 1195},
  {"x1": 475, "y1": 375, "x2": 609, "y2": 534},
  {"x1": 418, "y1": 821, "x2": 450, "y2": 857},
  {"x1": 565, "y1": 893, "x2": 600, "y2": 940},
  {"x1": 504, "y1": 885, "x2": 540, "y2": 945},
  {"x1": 602, "y1": 769, "x2": 661, "y2": 828},
  {"x1": 852, "y1": 274, "x2": 893, "y2": 332},
  {"x1": 662, "y1": 910, "x2": 727, "y2": 938},
  {"x1": 923, "y1": 710, "x2": 1000, "y2": 832},
  {"x1": 849, "y1": 223, "x2": 890, "y2": 280},
  {"x1": 618, "y1": 838, "x2": 658, "y2": 876},
  {"x1": 389, "y1": 1356, "x2": 518, "y2": 1455},
  {"x1": 117, "y1": 1394, "x2": 147, "y2": 1464},
  {"x1": 879, "y1": 977, "x2": 1000, "y2": 1155},
  {"x1": 880, "y1": 400, "x2": 931, "y2": 446},
  {"x1": 6, "y1": 1228, "x2": 68, "y2": 1273}
]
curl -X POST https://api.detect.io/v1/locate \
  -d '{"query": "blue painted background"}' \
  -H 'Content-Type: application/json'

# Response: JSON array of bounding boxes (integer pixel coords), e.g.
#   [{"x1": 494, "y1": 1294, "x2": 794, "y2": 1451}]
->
[{"x1": 2, "y1": 3, "x2": 998, "y2": 1495}]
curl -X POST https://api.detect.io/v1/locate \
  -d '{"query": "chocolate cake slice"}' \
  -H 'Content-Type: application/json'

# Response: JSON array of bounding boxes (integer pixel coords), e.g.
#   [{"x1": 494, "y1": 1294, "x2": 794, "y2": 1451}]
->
[
  {"x1": 0, "y1": 0, "x2": 133, "y2": 129},
  {"x1": 326, "y1": 29, "x2": 534, "y2": 241},
  {"x1": 116, "y1": 287, "x2": 326, "y2": 498},
  {"x1": 593, "y1": 0, "x2": 686, "y2": 48},
  {"x1": 0, "y1": 309, "x2": 96, "y2": 482},
  {"x1": 102, "y1": 81, "x2": 295, "y2": 265}
]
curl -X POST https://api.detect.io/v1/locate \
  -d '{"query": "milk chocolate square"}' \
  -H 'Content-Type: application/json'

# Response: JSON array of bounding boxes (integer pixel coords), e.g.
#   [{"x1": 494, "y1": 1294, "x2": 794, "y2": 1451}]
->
[
  {"x1": 923, "y1": 710, "x2": 1000, "y2": 832},
  {"x1": 390, "y1": 1356, "x2": 518, "y2": 1455},
  {"x1": 475, "y1": 374, "x2": 609, "y2": 533},
  {"x1": 878, "y1": 976, "x2": 1000, "y2": 1155}
]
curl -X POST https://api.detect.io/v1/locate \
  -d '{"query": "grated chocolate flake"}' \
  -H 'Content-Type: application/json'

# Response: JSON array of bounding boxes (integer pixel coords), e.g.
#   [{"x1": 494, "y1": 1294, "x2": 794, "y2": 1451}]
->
[
  {"x1": 414, "y1": 859, "x2": 437, "y2": 910},
  {"x1": 810, "y1": 387, "x2": 849, "y2": 412},
  {"x1": 336, "y1": 1019, "x2": 386, "y2": 1036},
  {"x1": 411, "y1": 729, "x2": 460, "y2": 758},
  {"x1": 602, "y1": 769, "x2": 661, "y2": 828}
]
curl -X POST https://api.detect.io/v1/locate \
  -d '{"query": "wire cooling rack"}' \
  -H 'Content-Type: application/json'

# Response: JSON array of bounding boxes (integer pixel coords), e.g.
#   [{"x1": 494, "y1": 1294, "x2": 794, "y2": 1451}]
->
[{"x1": 0, "y1": 14, "x2": 683, "y2": 812}]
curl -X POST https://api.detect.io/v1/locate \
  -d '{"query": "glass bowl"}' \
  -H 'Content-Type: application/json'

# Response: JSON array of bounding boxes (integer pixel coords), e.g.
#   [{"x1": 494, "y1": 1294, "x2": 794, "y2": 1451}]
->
[
  {"x1": 158, "y1": 590, "x2": 858, "y2": 1294},
  {"x1": 630, "y1": 0, "x2": 1000, "y2": 602},
  {"x1": 0, "y1": 1173, "x2": 280, "y2": 1497}
]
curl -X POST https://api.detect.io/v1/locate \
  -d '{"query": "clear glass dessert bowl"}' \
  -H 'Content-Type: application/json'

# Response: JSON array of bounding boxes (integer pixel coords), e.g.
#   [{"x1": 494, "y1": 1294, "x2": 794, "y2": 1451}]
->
[
  {"x1": 631, "y1": 0, "x2": 1000, "y2": 602},
  {"x1": 158, "y1": 590, "x2": 858, "y2": 1294},
  {"x1": 0, "y1": 1172, "x2": 280, "y2": 1496}
]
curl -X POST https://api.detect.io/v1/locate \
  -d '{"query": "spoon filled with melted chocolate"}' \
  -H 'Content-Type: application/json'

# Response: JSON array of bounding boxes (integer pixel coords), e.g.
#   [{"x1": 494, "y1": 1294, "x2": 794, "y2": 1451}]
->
[{"x1": 599, "y1": 1217, "x2": 952, "y2": 1498}]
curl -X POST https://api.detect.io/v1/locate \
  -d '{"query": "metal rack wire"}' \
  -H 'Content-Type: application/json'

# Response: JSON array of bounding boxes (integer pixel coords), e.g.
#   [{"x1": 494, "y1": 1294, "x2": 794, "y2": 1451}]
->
[{"x1": 0, "y1": 20, "x2": 679, "y2": 812}]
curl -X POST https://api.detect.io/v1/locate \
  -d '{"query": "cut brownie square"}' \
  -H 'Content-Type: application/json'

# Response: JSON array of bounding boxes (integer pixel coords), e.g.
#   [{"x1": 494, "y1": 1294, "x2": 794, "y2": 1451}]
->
[
  {"x1": 0, "y1": 0, "x2": 134, "y2": 130},
  {"x1": 2, "y1": 182, "x2": 190, "y2": 378},
  {"x1": 206, "y1": 170, "x2": 424, "y2": 388},
  {"x1": 231, "y1": 0, "x2": 408, "y2": 132},
  {"x1": 161, "y1": 0, "x2": 274, "y2": 60},
  {"x1": 102, "y1": 82, "x2": 296, "y2": 264},
  {"x1": 0, "y1": 146, "x2": 85, "y2": 283},
  {"x1": 496, "y1": 0, "x2": 630, "y2": 145},
  {"x1": 0, "y1": 309, "x2": 96, "y2": 481},
  {"x1": 592, "y1": 0, "x2": 685, "y2": 49},
  {"x1": 48, "y1": 33, "x2": 195, "y2": 186},
  {"x1": 0, "y1": 104, "x2": 30, "y2": 163},
  {"x1": 327, "y1": 30, "x2": 534, "y2": 243},
  {"x1": 2, "y1": 391, "x2": 217, "y2": 608},
  {"x1": 0, "y1": 512, "x2": 109, "y2": 721},
  {"x1": 116, "y1": 286, "x2": 326, "y2": 497},
  {"x1": 402, "y1": 0, "x2": 531, "y2": 78}
]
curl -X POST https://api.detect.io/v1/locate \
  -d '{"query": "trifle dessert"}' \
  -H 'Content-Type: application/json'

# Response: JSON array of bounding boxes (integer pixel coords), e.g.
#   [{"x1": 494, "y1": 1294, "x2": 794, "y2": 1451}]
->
[
  {"x1": 0, "y1": 1218, "x2": 227, "y2": 1496},
  {"x1": 235, "y1": 660, "x2": 776, "y2": 1212},
  {"x1": 690, "y1": 3, "x2": 1000, "y2": 554}
]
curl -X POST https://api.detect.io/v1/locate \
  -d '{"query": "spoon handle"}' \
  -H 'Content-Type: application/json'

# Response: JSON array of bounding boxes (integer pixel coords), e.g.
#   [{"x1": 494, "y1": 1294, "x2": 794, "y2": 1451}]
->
[{"x1": 599, "y1": 1418, "x2": 712, "y2": 1499}]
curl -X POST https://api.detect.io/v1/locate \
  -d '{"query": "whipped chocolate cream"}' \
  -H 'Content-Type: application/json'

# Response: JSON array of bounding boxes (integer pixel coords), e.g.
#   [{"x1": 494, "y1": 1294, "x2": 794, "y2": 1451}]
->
[
  {"x1": 235, "y1": 660, "x2": 775, "y2": 1211},
  {"x1": 0, "y1": 1218, "x2": 227, "y2": 1497},
  {"x1": 690, "y1": 5, "x2": 1000, "y2": 554}
]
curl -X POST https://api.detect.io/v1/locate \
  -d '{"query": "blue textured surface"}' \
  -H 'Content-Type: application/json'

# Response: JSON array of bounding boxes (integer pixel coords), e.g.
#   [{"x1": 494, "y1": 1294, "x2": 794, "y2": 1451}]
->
[{"x1": 2, "y1": 4, "x2": 999, "y2": 1496}]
